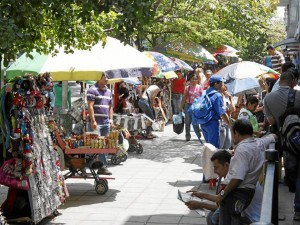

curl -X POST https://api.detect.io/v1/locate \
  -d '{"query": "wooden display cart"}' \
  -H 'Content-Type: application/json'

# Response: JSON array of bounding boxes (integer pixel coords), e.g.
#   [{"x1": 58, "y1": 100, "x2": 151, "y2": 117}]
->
[{"x1": 55, "y1": 129, "x2": 117, "y2": 195}]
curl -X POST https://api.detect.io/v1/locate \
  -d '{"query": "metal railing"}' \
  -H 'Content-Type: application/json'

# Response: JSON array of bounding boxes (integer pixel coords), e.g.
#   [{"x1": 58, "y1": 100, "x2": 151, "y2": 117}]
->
[{"x1": 251, "y1": 143, "x2": 278, "y2": 225}]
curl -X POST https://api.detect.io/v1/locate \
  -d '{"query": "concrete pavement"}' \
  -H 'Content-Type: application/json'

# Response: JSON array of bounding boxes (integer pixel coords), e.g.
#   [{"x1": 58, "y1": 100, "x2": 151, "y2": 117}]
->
[{"x1": 0, "y1": 124, "x2": 299, "y2": 224}]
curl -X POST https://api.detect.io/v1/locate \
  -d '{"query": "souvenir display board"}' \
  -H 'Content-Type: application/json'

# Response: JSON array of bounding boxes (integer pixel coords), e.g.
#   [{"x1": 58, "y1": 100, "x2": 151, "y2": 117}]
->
[{"x1": 0, "y1": 75, "x2": 67, "y2": 223}]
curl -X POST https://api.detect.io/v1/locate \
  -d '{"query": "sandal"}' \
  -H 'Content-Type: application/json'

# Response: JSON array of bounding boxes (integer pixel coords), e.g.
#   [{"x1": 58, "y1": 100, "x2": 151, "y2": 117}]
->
[{"x1": 145, "y1": 135, "x2": 154, "y2": 139}]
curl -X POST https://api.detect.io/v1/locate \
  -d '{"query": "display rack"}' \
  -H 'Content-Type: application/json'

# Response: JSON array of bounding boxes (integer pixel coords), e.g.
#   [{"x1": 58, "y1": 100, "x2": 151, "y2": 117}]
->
[{"x1": 0, "y1": 75, "x2": 67, "y2": 224}]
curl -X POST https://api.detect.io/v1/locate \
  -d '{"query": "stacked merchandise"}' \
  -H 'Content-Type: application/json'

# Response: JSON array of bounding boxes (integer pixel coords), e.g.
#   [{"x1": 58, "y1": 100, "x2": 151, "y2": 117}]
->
[{"x1": 0, "y1": 75, "x2": 67, "y2": 223}]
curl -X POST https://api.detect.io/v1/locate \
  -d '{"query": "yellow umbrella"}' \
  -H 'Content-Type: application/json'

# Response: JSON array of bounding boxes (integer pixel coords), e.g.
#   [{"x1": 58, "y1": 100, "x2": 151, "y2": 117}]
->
[{"x1": 163, "y1": 71, "x2": 178, "y2": 79}]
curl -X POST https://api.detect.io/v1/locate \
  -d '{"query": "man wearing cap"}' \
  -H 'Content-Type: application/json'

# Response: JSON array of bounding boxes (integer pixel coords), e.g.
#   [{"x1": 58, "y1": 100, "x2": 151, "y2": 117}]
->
[
  {"x1": 203, "y1": 69, "x2": 213, "y2": 90},
  {"x1": 201, "y1": 75, "x2": 231, "y2": 148}
]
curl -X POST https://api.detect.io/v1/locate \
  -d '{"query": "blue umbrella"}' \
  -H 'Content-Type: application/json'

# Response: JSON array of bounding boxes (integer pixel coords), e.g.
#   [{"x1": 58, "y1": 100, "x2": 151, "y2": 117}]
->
[{"x1": 122, "y1": 77, "x2": 141, "y2": 85}]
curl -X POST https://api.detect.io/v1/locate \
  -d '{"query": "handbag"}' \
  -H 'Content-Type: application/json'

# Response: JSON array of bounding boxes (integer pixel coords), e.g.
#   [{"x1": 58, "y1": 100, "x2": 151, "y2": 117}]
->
[{"x1": 0, "y1": 158, "x2": 29, "y2": 190}]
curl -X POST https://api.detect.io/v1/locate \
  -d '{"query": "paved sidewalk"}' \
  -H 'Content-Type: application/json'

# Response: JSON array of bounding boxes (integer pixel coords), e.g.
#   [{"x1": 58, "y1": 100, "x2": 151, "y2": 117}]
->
[{"x1": 0, "y1": 124, "x2": 299, "y2": 224}]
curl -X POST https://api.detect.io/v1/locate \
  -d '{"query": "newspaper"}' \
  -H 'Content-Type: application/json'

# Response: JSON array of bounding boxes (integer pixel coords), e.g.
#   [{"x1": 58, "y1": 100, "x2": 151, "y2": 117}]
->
[{"x1": 177, "y1": 189, "x2": 206, "y2": 217}]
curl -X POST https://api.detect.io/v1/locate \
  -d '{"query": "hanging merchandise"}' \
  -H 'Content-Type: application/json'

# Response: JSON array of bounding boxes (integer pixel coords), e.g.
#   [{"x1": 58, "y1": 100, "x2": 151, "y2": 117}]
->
[
  {"x1": 0, "y1": 74, "x2": 67, "y2": 223},
  {"x1": 0, "y1": 211, "x2": 6, "y2": 225}
]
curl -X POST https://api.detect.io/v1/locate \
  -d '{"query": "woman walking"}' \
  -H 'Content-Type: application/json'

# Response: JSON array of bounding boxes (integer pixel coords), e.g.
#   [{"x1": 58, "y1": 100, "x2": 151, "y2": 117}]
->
[{"x1": 180, "y1": 74, "x2": 203, "y2": 141}]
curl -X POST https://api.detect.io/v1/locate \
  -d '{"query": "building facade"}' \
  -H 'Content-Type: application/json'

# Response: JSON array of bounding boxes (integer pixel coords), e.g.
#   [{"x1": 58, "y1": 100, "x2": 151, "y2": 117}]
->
[{"x1": 275, "y1": 0, "x2": 300, "y2": 70}]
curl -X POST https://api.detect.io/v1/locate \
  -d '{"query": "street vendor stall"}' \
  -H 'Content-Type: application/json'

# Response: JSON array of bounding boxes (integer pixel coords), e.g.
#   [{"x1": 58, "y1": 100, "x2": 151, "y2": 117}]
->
[{"x1": 0, "y1": 75, "x2": 67, "y2": 224}]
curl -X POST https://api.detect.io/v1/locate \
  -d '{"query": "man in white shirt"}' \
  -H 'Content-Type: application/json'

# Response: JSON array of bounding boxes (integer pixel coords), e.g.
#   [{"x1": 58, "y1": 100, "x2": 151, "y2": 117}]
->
[{"x1": 216, "y1": 119, "x2": 277, "y2": 225}]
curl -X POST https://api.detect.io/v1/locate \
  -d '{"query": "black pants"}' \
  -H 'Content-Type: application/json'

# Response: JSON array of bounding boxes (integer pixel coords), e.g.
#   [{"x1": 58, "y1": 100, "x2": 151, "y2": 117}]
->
[{"x1": 219, "y1": 188, "x2": 255, "y2": 225}]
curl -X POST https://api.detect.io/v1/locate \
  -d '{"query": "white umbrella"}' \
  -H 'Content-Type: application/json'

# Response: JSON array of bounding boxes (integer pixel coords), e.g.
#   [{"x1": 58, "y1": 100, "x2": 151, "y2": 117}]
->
[
  {"x1": 215, "y1": 61, "x2": 279, "y2": 82},
  {"x1": 226, "y1": 77, "x2": 261, "y2": 96},
  {"x1": 7, "y1": 37, "x2": 155, "y2": 81}
]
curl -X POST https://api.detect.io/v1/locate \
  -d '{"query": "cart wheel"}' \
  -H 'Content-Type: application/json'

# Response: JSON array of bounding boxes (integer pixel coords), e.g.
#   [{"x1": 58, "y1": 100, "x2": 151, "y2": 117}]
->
[
  {"x1": 95, "y1": 179, "x2": 108, "y2": 195},
  {"x1": 136, "y1": 143, "x2": 143, "y2": 154},
  {"x1": 128, "y1": 144, "x2": 136, "y2": 152},
  {"x1": 121, "y1": 153, "x2": 128, "y2": 162},
  {"x1": 53, "y1": 209, "x2": 61, "y2": 217},
  {"x1": 111, "y1": 155, "x2": 121, "y2": 165}
]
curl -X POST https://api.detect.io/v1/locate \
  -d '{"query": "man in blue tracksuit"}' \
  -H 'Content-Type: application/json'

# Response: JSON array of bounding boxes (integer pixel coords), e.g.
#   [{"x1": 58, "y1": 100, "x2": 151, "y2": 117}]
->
[{"x1": 201, "y1": 75, "x2": 231, "y2": 148}]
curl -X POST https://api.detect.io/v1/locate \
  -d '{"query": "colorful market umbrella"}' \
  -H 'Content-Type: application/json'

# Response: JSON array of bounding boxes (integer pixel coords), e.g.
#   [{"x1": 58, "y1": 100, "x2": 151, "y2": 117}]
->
[
  {"x1": 215, "y1": 61, "x2": 280, "y2": 83},
  {"x1": 153, "y1": 40, "x2": 217, "y2": 63},
  {"x1": 6, "y1": 51, "x2": 48, "y2": 79},
  {"x1": 6, "y1": 37, "x2": 155, "y2": 81},
  {"x1": 213, "y1": 44, "x2": 239, "y2": 57},
  {"x1": 170, "y1": 57, "x2": 193, "y2": 71},
  {"x1": 143, "y1": 51, "x2": 180, "y2": 73},
  {"x1": 162, "y1": 71, "x2": 178, "y2": 79}
]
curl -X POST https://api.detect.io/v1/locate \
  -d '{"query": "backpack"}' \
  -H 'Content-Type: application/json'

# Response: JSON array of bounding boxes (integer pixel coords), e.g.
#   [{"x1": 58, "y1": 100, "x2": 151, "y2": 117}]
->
[
  {"x1": 188, "y1": 90, "x2": 217, "y2": 125},
  {"x1": 278, "y1": 89, "x2": 300, "y2": 192},
  {"x1": 279, "y1": 90, "x2": 300, "y2": 156}
]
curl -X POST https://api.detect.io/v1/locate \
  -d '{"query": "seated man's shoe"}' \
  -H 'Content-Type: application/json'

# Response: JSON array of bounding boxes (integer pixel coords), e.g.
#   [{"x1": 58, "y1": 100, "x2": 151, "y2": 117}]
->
[
  {"x1": 97, "y1": 167, "x2": 112, "y2": 175},
  {"x1": 186, "y1": 135, "x2": 191, "y2": 141}
]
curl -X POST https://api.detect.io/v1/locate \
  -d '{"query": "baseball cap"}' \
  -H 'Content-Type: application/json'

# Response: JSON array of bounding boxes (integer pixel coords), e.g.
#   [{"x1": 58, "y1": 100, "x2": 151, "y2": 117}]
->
[
  {"x1": 205, "y1": 69, "x2": 213, "y2": 74},
  {"x1": 210, "y1": 75, "x2": 225, "y2": 83}
]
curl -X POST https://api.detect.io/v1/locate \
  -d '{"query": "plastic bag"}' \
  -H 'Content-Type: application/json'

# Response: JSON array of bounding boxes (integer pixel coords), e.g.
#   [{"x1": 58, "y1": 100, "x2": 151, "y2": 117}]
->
[
  {"x1": 173, "y1": 113, "x2": 183, "y2": 125},
  {"x1": 173, "y1": 115, "x2": 184, "y2": 134}
]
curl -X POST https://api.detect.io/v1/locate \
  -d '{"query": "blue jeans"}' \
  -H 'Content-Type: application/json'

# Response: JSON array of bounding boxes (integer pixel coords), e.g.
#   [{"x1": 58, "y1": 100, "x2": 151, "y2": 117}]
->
[
  {"x1": 97, "y1": 124, "x2": 110, "y2": 167},
  {"x1": 207, "y1": 208, "x2": 219, "y2": 225},
  {"x1": 219, "y1": 123, "x2": 232, "y2": 149},
  {"x1": 172, "y1": 93, "x2": 183, "y2": 115},
  {"x1": 184, "y1": 104, "x2": 201, "y2": 141},
  {"x1": 88, "y1": 123, "x2": 110, "y2": 167},
  {"x1": 138, "y1": 98, "x2": 155, "y2": 121}
]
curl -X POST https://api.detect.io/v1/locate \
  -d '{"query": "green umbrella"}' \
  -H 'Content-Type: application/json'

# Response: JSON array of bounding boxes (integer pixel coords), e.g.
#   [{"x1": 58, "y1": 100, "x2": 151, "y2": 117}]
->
[
  {"x1": 6, "y1": 50, "x2": 48, "y2": 79},
  {"x1": 153, "y1": 40, "x2": 217, "y2": 63}
]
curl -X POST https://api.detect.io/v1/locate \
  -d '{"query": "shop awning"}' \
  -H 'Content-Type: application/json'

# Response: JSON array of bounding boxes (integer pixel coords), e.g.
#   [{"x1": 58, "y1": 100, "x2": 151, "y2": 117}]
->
[{"x1": 274, "y1": 38, "x2": 299, "y2": 48}]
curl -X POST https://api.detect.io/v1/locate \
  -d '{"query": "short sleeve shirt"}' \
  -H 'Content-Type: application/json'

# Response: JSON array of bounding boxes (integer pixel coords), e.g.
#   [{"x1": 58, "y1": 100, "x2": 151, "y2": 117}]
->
[
  {"x1": 86, "y1": 83, "x2": 112, "y2": 124},
  {"x1": 206, "y1": 87, "x2": 226, "y2": 120},
  {"x1": 172, "y1": 77, "x2": 186, "y2": 94},
  {"x1": 225, "y1": 135, "x2": 276, "y2": 189},
  {"x1": 185, "y1": 84, "x2": 202, "y2": 103},
  {"x1": 264, "y1": 86, "x2": 300, "y2": 126}
]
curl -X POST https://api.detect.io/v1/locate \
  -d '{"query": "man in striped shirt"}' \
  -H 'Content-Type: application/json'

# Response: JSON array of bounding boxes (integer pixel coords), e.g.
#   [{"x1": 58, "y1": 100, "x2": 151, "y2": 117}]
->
[
  {"x1": 87, "y1": 74, "x2": 113, "y2": 175},
  {"x1": 266, "y1": 45, "x2": 285, "y2": 73}
]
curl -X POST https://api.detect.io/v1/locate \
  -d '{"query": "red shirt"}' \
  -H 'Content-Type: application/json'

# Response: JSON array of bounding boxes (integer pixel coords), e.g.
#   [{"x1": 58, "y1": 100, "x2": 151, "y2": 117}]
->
[
  {"x1": 203, "y1": 78, "x2": 210, "y2": 90},
  {"x1": 172, "y1": 77, "x2": 186, "y2": 94}
]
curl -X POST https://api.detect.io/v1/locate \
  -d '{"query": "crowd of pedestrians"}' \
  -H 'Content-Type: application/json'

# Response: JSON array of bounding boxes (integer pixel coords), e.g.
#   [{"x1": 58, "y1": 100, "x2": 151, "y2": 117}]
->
[
  {"x1": 165, "y1": 45, "x2": 300, "y2": 224},
  {"x1": 82, "y1": 44, "x2": 299, "y2": 224}
]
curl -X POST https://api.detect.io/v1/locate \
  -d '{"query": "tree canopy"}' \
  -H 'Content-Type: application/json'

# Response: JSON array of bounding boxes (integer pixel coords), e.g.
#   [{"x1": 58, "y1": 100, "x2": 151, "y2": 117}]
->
[
  {"x1": 0, "y1": 0, "x2": 285, "y2": 65},
  {"x1": 136, "y1": 0, "x2": 283, "y2": 62},
  {"x1": 0, "y1": 0, "x2": 155, "y2": 65}
]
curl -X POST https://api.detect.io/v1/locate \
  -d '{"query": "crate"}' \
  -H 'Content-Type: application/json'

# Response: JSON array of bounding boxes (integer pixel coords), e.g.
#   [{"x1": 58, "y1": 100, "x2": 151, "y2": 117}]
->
[{"x1": 65, "y1": 157, "x2": 86, "y2": 169}]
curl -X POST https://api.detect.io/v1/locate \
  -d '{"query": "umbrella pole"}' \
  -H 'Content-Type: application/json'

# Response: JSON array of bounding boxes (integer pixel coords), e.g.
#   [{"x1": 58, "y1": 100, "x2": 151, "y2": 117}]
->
[
  {"x1": 83, "y1": 81, "x2": 86, "y2": 145},
  {"x1": 0, "y1": 55, "x2": 2, "y2": 89}
]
